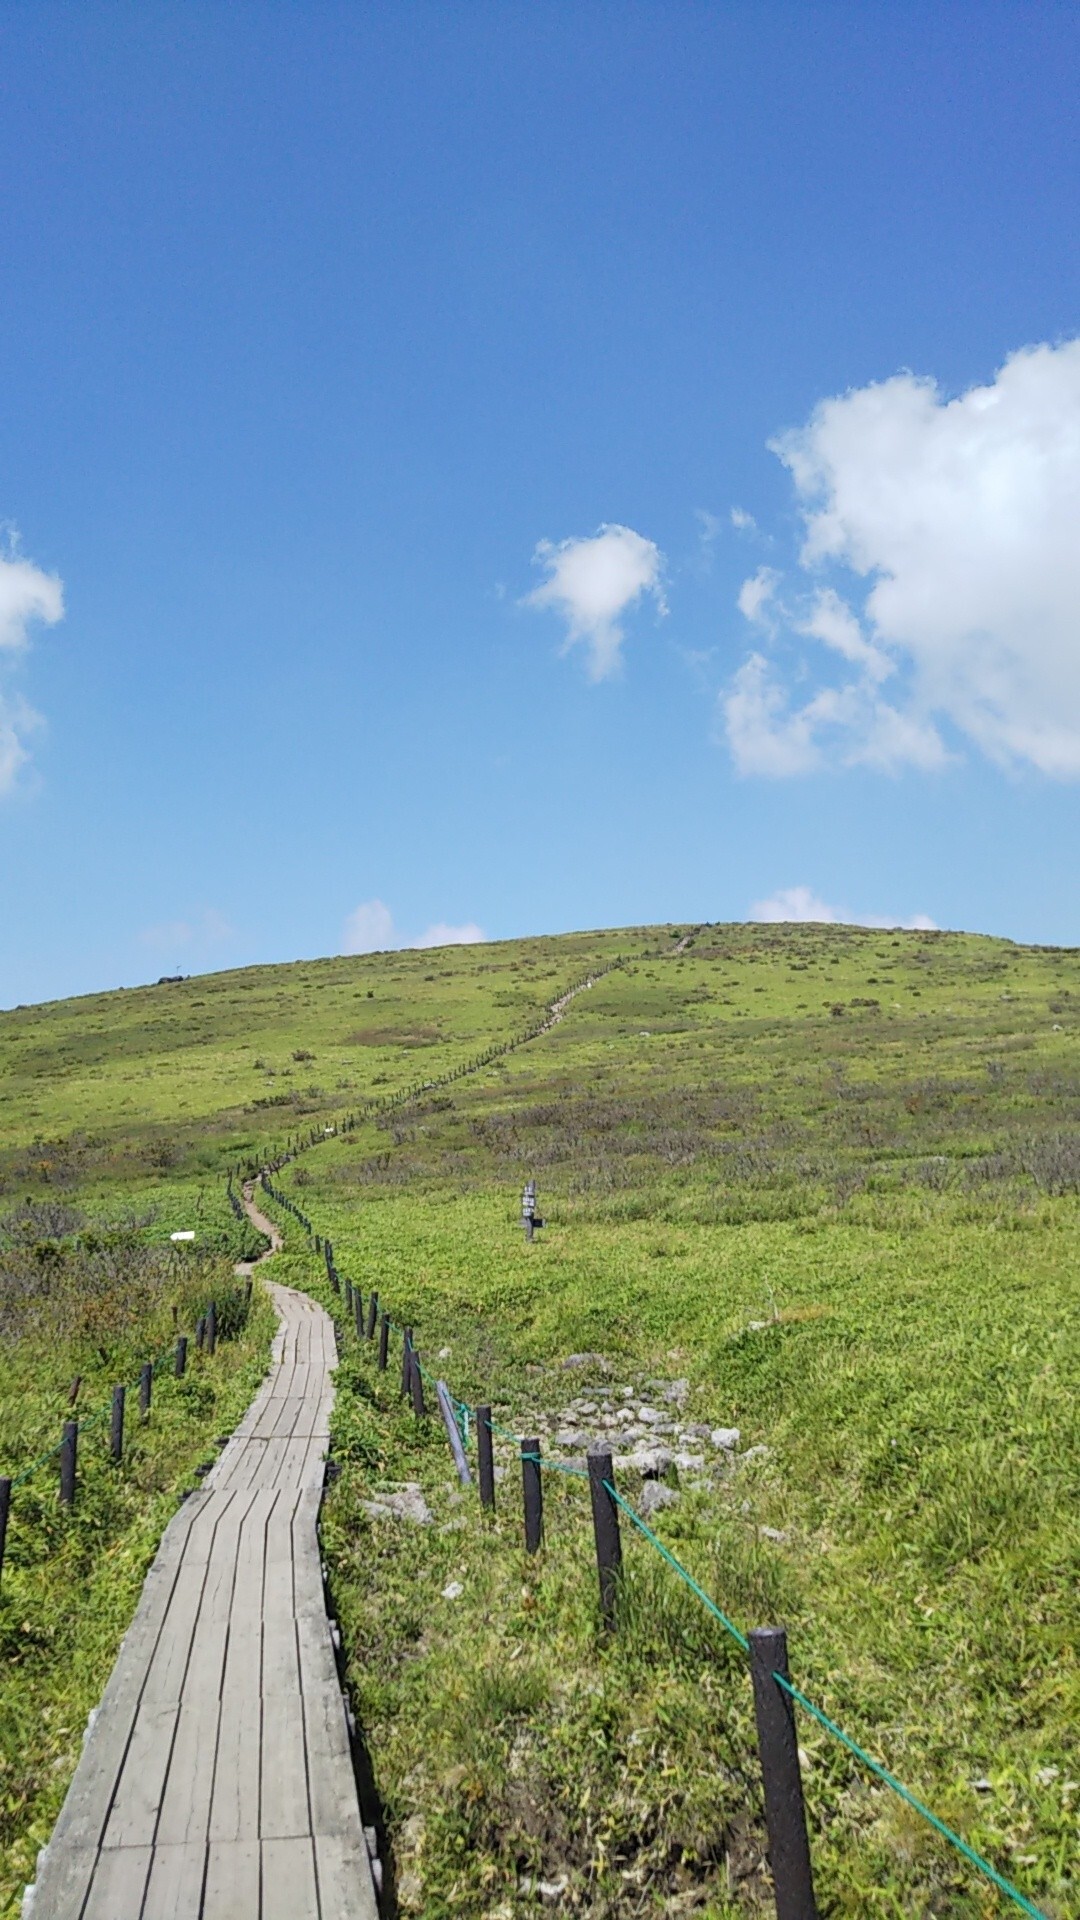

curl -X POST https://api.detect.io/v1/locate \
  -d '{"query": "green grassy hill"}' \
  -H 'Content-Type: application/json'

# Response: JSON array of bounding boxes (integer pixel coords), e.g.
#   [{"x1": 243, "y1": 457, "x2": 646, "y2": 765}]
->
[{"x1": 2, "y1": 921, "x2": 1079, "y2": 1916}]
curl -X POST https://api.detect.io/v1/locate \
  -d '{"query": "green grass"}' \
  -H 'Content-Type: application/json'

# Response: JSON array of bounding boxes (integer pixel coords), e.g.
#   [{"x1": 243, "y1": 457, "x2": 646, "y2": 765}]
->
[{"x1": 3, "y1": 920, "x2": 1080, "y2": 1915}]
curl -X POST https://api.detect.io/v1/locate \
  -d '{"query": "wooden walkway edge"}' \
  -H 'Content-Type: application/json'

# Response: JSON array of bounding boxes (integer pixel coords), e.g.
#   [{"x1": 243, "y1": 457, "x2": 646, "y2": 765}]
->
[{"x1": 28, "y1": 1272, "x2": 378, "y2": 1920}]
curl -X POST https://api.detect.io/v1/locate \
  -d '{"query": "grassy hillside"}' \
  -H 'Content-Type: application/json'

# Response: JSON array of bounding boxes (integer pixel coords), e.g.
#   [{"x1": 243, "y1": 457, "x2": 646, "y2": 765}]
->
[{"x1": 2, "y1": 921, "x2": 1079, "y2": 1916}]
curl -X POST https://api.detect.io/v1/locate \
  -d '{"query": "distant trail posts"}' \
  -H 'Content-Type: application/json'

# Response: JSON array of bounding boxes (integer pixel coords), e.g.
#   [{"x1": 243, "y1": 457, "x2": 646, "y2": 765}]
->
[
  {"x1": 521, "y1": 1179, "x2": 545, "y2": 1243},
  {"x1": 353, "y1": 1288, "x2": 364, "y2": 1339},
  {"x1": 749, "y1": 1628, "x2": 818, "y2": 1920},
  {"x1": 0, "y1": 1477, "x2": 11, "y2": 1584},
  {"x1": 477, "y1": 1405, "x2": 495, "y2": 1512},
  {"x1": 409, "y1": 1348, "x2": 427, "y2": 1419},
  {"x1": 400, "y1": 1327, "x2": 414, "y2": 1398},
  {"x1": 140, "y1": 1363, "x2": 153, "y2": 1419},
  {"x1": 377, "y1": 1312, "x2": 390, "y2": 1371},
  {"x1": 206, "y1": 1303, "x2": 217, "y2": 1357},
  {"x1": 587, "y1": 1447, "x2": 621, "y2": 1632},
  {"x1": 521, "y1": 1439, "x2": 543, "y2": 1552},
  {"x1": 110, "y1": 1386, "x2": 125, "y2": 1463},
  {"x1": 60, "y1": 1421, "x2": 78, "y2": 1508},
  {"x1": 175, "y1": 1336, "x2": 188, "y2": 1379},
  {"x1": 365, "y1": 1291, "x2": 379, "y2": 1340}
]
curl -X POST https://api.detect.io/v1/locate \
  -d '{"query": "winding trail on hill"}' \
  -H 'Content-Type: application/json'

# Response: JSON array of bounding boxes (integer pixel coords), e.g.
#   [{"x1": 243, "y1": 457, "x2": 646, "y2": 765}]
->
[{"x1": 30, "y1": 1193, "x2": 377, "y2": 1920}]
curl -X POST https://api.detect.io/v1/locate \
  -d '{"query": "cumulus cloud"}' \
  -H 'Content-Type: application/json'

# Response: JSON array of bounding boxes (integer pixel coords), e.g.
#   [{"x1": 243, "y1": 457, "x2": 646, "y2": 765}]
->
[
  {"x1": 722, "y1": 339, "x2": 1080, "y2": 777},
  {"x1": 342, "y1": 900, "x2": 486, "y2": 955},
  {"x1": 412, "y1": 921, "x2": 486, "y2": 949},
  {"x1": 343, "y1": 899, "x2": 396, "y2": 955},
  {"x1": 749, "y1": 884, "x2": 936, "y2": 930},
  {"x1": 730, "y1": 506, "x2": 758, "y2": 533},
  {"x1": 0, "y1": 539, "x2": 64, "y2": 795},
  {"x1": 524, "y1": 523, "x2": 666, "y2": 680},
  {"x1": 139, "y1": 907, "x2": 236, "y2": 952}
]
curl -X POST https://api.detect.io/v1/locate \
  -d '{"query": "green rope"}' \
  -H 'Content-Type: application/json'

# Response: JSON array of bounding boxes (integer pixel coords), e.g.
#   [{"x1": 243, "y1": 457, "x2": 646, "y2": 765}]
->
[
  {"x1": 607, "y1": 1483, "x2": 749, "y2": 1652},
  {"x1": 776, "y1": 1678, "x2": 1048, "y2": 1920}
]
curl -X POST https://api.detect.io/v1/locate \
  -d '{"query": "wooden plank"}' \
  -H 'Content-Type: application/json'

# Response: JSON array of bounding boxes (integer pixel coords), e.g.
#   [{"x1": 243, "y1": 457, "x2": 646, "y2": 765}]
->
[
  {"x1": 141, "y1": 1839, "x2": 207, "y2": 1918},
  {"x1": 155, "y1": 1693, "x2": 221, "y2": 1846},
  {"x1": 80, "y1": 1844, "x2": 153, "y2": 1917},
  {"x1": 314, "y1": 1832, "x2": 381, "y2": 1920},
  {"x1": 209, "y1": 1691, "x2": 261, "y2": 1844},
  {"x1": 261, "y1": 1836, "x2": 319, "y2": 1920},
  {"x1": 100, "y1": 1701, "x2": 180, "y2": 1848},
  {"x1": 204, "y1": 1838, "x2": 260, "y2": 1916},
  {"x1": 260, "y1": 1690, "x2": 310, "y2": 1839}
]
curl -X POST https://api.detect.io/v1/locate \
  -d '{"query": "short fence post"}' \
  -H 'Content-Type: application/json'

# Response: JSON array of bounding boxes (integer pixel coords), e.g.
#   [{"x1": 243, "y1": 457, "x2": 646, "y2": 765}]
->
[
  {"x1": 140, "y1": 1362, "x2": 153, "y2": 1419},
  {"x1": 0, "y1": 1477, "x2": 11, "y2": 1584},
  {"x1": 400, "y1": 1327, "x2": 414, "y2": 1398},
  {"x1": 377, "y1": 1312, "x2": 390, "y2": 1371},
  {"x1": 110, "y1": 1385, "x2": 125, "y2": 1463},
  {"x1": 353, "y1": 1288, "x2": 364, "y2": 1338},
  {"x1": 206, "y1": 1303, "x2": 217, "y2": 1356},
  {"x1": 365, "y1": 1291, "x2": 378, "y2": 1339},
  {"x1": 244, "y1": 1278, "x2": 253, "y2": 1307},
  {"x1": 410, "y1": 1348, "x2": 427, "y2": 1418},
  {"x1": 587, "y1": 1446, "x2": 621, "y2": 1631},
  {"x1": 344, "y1": 1277, "x2": 353, "y2": 1315},
  {"x1": 521, "y1": 1438, "x2": 543, "y2": 1552},
  {"x1": 60, "y1": 1420, "x2": 78, "y2": 1508},
  {"x1": 195, "y1": 1315, "x2": 206, "y2": 1352},
  {"x1": 175, "y1": 1336, "x2": 188, "y2": 1379},
  {"x1": 748, "y1": 1627, "x2": 818, "y2": 1920},
  {"x1": 477, "y1": 1404, "x2": 495, "y2": 1512}
]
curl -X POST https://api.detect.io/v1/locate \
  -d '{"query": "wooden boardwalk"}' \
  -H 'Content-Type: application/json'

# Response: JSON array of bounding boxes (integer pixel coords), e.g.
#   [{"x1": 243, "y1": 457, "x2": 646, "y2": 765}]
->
[{"x1": 31, "y1": 1279, "x2": 379, "y2": 1920}]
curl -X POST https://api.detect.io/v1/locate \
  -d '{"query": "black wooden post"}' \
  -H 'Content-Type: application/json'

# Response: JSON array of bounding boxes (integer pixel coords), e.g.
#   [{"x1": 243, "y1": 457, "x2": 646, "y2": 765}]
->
[
  {"x1": 195, "y1": 1315, "x2": 206, "y2": 1352},
  {"x1": 315, "y1": 1234, "x2": 322, "y2": 1253},
  {"x1": 140, "y1": 1362, "x2": 153, "y2": 1419},
  {"x1": 409, "y1": 1347, "x2": 427, "y2": 1418},
  {"x1": 175, "y1": 1335, "x2": 188, "y2": 1378},
  {"x1": 110, "y1": 1385, "x2": 125, "y2": 1463},
  {"x1": 353, "y1": 1288, "x2": 364, "y2": 1338},
  {"x1": 749, "y1": 1628, "x2": 818, "y2": 1920},
  {"x1": 477, "y1": 1404, "x2": 495, "y2": 1512},
  {"x1": 377, "y1": 1311, "x2": 390, "y2": 1371},
  {"x1": 344, "y1": 1277, "x2": 353, "y2": 1315},
  {"x1": 587, "y1": 1446, "x2": 622, "y2": 1631},
  {"x1": 400, "y1": 1327, "x2": 413, "y2": 1398},
  {"x1": 0, "y1": 1477, "x2": 11, "y2": 1585},
  {"x1": 521, "y1": 1438, "x2": 543, "y2": 1552},
  {"x1": 244, "y1": 1278, "x2": 253, "y2": 1307},
  {"x1": 206, "y1": 1302, "x2": 217, "y2": 1356},
  {"x1": 365, "y1": 1290, "x2": 379, "y2": 1339},
  {"x1": 60, "y1": 1420, "x2": 78, "y2": 1508}
]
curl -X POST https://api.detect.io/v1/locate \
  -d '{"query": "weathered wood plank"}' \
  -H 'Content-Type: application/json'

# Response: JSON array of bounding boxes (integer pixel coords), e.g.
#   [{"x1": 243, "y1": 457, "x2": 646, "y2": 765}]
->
[
  {"x1": 260, "y1": 1689, "x2": 310, "y2": 1839},
  {"x1": 141, "y1": 1839, "x2": 207, "y2": 1918},
  {"x1": 261, "y1": 1836, "x2": 319, "y2": 1920},
  {"x1": 81, "y1": 1842, "x2": 153, "y2": 1918},
  {"x1": 204, "y1": 1838, "x2": 260, "y2": 1915}
]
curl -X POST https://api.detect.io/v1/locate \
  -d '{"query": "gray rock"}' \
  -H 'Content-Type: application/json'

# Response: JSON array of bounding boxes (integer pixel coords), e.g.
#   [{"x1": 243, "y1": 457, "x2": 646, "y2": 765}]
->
[
  {"x1": 636, "y1": 1405, "x2": 663, "y2": 1425},
  {"x1": 739, "y1": 1444, "x2": 770, "y2": 1466},
  {"x1": 684, "y1": 1423, "x2": 713, "y2": 1439},
  {"x1": 627, "y1": 1446, "x2": 673, "y2": 1478},
  {"x1": 710, "y1": 1427, "x2": 741, "y2": 1451},
  {"x1": 759, "y1": 1526, "x2": 788, "y2": 1543},
  {"x1": 673, "y1": 1451, "x2": 705, "y2": 1473},
  {"x1": 554, "y1": 1430, "x2": 591, "y2": 1449},
  {"x1": 368, "y1": 1484, "x2": 433, "y2": 1524},
  {"x1": 663, "y1": 1378, "x2": 690, "y2": 1405},
  {"x1": 639, "y1": 1482, "x2": 679, "y2": 1515},
  {"x1": 561, "y1": 1352, "x2": 608, "y2": 1370}
]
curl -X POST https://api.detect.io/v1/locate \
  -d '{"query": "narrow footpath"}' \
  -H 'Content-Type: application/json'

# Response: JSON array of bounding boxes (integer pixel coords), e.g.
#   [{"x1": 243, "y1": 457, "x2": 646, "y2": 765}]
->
[{"x1": 30, "y1": 1194, "x2": 378, "y2": 1920}]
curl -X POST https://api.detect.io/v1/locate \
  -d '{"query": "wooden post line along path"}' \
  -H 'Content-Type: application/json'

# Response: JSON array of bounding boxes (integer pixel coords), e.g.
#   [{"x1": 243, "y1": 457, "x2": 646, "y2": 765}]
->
[{"x1": 28, "y1": 1263, "x2": 378, "y2": 1917}]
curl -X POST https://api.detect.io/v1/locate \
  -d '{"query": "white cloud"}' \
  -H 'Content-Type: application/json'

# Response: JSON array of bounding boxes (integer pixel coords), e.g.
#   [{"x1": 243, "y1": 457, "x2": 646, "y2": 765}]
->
[
  {"x1": 342, "y1": 900, "x2": 486, "y2": 955},
  {"x1": 139, "y1": 907, "x2": 236, "y2": 952},
  {"x1": 737, "y1": 567, "x2": 780, "y2": 628},
  {"x1": 730, "y1": 505, "x2": 757, "y2": 533},
  {"x1": 722, "y1": 339, "x2": 1080, "y2": 777},
  {"x1": 343, "y1": 899, "x2": 396, "y2": 955},
  {"x1": 412, "y1": 921, "x2": 486, "y2": 949},
  {"x1": 0, "y1": 540, "x2": 64, "y2": 795},
  {"x1": 524, "y1": 523, "x2": 666, "y2": 680},
  {"x1": 749, "y1": 884, "x2": 936, "y2": 930}
]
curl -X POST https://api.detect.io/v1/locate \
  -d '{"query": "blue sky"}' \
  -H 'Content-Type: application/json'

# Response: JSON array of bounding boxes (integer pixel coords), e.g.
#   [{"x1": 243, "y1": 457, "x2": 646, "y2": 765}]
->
[{"x1": 3, "y1": 3, "x2": 1080, "y2": 1007}]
